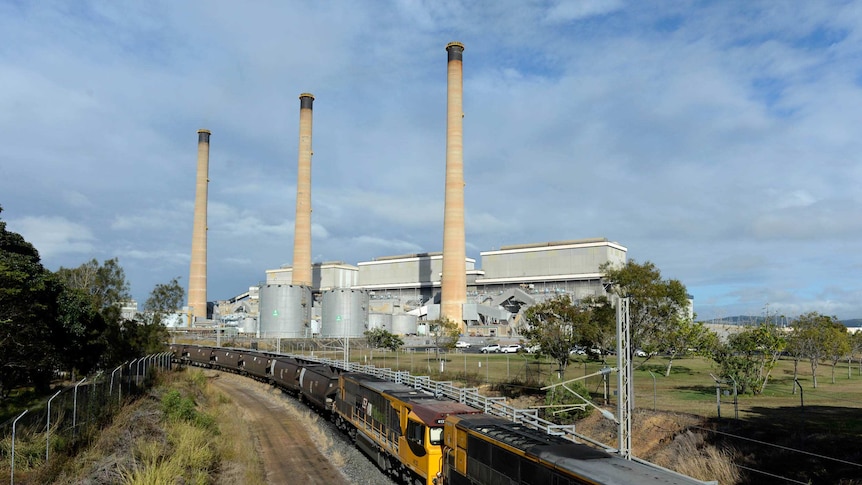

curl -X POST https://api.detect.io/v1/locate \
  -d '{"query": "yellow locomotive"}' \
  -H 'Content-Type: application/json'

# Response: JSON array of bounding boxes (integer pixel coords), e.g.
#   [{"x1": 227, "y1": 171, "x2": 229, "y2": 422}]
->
[{"x1": 334, "y1": 372, "x2": 479, "y2": 485}]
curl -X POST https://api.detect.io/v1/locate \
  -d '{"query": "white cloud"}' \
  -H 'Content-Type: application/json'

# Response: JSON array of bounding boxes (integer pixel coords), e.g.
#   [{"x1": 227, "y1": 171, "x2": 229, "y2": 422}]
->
[
  {"x1": 8, "y1": 216, "x2": 96, "y2": 259},
  {"x1": 544, "y1": 0, "x2": 625, "y2": 23},
  {"x1": 3, "y1": 1, "x2": 862, "y2": 319}
]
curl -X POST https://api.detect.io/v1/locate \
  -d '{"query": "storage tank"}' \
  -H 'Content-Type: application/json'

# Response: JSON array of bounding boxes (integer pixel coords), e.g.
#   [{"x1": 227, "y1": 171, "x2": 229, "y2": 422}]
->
[
  {"x1": 391, "y1": 313, "x2": 418, "y2": 335},
  {"x1": 258, "y1": 284, "x2": 312, "y2": 338},
  {"x1": 320, "y1": 289, "x2": 367, "y2": 337},
  {"x1": 367, "y1": 313, "x2": 393, "y2": 332}
]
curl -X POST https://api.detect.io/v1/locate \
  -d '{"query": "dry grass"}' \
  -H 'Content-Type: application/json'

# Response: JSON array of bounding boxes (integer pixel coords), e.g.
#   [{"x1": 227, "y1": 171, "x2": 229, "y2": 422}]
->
[
  {"x1": 650, "y1": 430, "x2": 741, "y2": 484},
  {"x1": 36, "y1": 369, "x2": 267, "y2": 485},
  {"x1": 207, "y1": 389, "x2": 266, "y2": 485}
]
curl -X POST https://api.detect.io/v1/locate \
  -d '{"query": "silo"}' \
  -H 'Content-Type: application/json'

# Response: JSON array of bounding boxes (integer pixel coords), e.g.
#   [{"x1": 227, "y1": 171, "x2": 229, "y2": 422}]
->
[
  {"x1": 391, "y1": 314, "x2": 418, "y2": 336},
  {"x1": 258, "y1": 284, "x2": 312, "y2": 338},
  {"x1": 367, "y1": 313, "x2": 393, "y2": 332},
  {"x1": 320, "y1": 289, "x2": 367, "y2": 337},
  {"x1": 239, "y1": 316, "x2": 258, "y2": 334}
]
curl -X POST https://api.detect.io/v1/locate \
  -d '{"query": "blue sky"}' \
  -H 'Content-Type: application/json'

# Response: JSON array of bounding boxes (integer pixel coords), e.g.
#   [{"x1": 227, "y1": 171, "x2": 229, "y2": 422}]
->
[{"x1": 2, "y1": 0, "x2": 861, "y2": 321}]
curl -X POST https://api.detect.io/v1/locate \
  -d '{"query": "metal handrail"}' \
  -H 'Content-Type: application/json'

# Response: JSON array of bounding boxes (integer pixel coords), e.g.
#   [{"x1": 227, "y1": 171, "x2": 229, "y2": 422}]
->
[{"x1": 285, "y1": 352, "x2": 610, "y2": 451}]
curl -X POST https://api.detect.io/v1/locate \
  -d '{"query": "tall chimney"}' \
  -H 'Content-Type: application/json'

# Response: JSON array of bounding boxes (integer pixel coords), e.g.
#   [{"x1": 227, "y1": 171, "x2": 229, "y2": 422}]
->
[
  {"x1": 441, "y1": 42, "x2": 466, "y2": 330},
  {"x1": 188, "y1": 129, "x2": 210, "y2": 322},
  {"x1": 291, "y1": 93, "x2": 315, "y2": 286}
]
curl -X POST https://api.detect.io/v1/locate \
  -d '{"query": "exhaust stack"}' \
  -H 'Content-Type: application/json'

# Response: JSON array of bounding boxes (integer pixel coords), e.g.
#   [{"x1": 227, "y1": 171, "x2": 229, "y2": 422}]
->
[
  {"x1": 188, "y1": 129, "x2": 211, "y2": 322},
  {"x1": 291, "y1": 93, "x2": 315, "y2": 286},
  {"x1": 440, "y1": 42, "x2": 466, "y2": 330}
]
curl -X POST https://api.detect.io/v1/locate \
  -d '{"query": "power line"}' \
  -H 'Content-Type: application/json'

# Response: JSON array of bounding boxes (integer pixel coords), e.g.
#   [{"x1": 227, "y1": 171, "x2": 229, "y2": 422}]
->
[
  {"x1": 692, "y1": 426, "x2": 862, "y2": 468},
  {"x1": 734, "y1": 464, "x2": 810, "y2": 485}
]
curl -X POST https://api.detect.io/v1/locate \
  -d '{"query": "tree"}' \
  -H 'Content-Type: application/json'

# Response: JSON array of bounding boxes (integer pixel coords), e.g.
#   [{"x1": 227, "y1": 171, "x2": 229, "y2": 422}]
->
[
  {"x1": 599, "y1": 260, "x2": 691, "y2": 359},
  {"x1": 0, "y1": 207, "x2": 60, "y2": 395},
  {"x1": 824, "y1": 322, "x2": 850, "y2": 384},
  {"x1": 364, "y1": 328, "x2": 404, "y2": 352},
  {"x1": 791, "y1": 312, "x2": 841, "y2": 389},
  {"x1": 663, "y1": 320, "x2": 718, "y2": 377},
  {"x1": 522, "y1": 295, "x2": 593, "y2": 374},
  {"x1": 54, "y1": 284, "x2": 107, "y2": 377},
  {"x1": 711, "y1": 323, "x2": 785, "y2": 395},
  {"x1": 427, "y1": 318, "x2": 460, "y2": 361},
  {"x1": 142, "y1": 276, "x2": 185, "y2": 326},
  {"x1": 56, "y1": 257, "x2": 130, "y2": 311},
  {"x1": 850, "y1": 331, "x2": 862, "y2": 377}
]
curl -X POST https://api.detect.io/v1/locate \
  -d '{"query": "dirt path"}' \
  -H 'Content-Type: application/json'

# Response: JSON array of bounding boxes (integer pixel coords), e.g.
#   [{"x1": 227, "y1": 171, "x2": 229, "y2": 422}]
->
[{"x1": 209, "y1": 372, "x2": 351, "y2": 485}]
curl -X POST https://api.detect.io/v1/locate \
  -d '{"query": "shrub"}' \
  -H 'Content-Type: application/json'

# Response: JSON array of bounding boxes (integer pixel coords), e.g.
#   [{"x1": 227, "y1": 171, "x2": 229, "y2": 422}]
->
[{"x1": 542, "y1": 382, "x2": 594, "y2": 423}]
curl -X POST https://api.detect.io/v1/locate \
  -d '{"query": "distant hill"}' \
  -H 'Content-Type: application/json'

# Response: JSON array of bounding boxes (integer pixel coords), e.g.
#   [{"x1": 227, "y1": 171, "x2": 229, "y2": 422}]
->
[{"x1": 707, "y1": 316, "x2": 862, "y2": 328}]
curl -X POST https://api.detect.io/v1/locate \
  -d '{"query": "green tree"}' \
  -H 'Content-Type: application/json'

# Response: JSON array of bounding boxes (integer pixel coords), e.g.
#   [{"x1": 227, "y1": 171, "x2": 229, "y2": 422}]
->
[
  {"x1": 56, "y1": 257, "x2": 130, "y2": 311},
  {"x1": 542, "y1": 381, "x2": 593, "y2": 424},
  {"x1": 824, "y1": 322, "x2": 850, "y2": 384},
  {"x1": 54, "y1": 284, "x2": 107, "y2": 377},
  {"x1": 792, "y1": 312, "x2": 841, "y2": 389},
  {"x1": 663, "y1": 320, "x2": 718, "y2": 377},
  {"x1": 427, "y1": 318, "x2": 460, "y2": 361},
  {"x1": 364, "y1": 328, "x2": 404, "y2": 351},
  {"x1": 522, "y1": 295, "x2": 593, "y2": 373},
  {"x1": 850, "y1": 331, "x2": 862, "y2": 377},
  {"x1": 711, "y1": 323, "x2": 786, "y2": 395},
  {"x1": 142, "y1": 276, "x2": 184, "y2": 326},
  {"x1": 55, "y1": 257, "x2": 132, "y2": 370},
  {"x1": 0, "y1": 207, "x2": 60, "y2": 396},
  {"x1": 599, "y1": 260, "x2": 691, "y2": 359}
]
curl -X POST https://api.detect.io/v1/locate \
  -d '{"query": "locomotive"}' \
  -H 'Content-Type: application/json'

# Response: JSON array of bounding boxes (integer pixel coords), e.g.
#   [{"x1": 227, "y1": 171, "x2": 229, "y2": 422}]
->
[{"x1": 170, "y1": 344, "x2": 705, "y2": 485}]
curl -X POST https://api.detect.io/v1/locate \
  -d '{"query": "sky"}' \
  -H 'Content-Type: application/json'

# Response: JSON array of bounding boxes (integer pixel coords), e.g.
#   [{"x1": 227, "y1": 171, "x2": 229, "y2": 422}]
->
[{"x1": 2, "y1": 0, "x2": 861, "y2": 322}]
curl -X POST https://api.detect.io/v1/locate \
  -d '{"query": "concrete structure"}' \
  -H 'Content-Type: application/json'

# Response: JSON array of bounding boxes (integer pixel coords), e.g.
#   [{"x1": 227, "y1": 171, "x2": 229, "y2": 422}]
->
[
  {"x1": 368, "y1": 313, "x2": 393, "y2": 332},
  {"x1": 247, "y1": 238, "x2": 626, "y2": 338},
  {"x1": 441, "y1": 41, "x2": 467, "y2": 330},
  {"x1": 291, "y1": 93, "x2": 315, "y2": 286},
  {"x1": 356, "y1": 252, "x2": 477, "y2": 314},
  {"x1": 213, "y1": 287, "x2": 260, "y2": 333},
  {"x1": 188, "y1": 129, "x2": 211, "y2": 322},
  {"x1": 266, "y1": 261, "x2": 358, "y2": 289},
  {"x1": 392, "y1": 313, "x2": 419, "y2": 335}
]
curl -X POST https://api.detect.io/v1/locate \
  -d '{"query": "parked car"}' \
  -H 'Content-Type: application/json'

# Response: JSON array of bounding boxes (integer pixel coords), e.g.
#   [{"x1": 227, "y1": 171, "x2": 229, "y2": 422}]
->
[
  {"x1": 634, "y1": 349, "x2": 647, "y2": 357},
  {"x1": 500, "y1": 344, "x2": 522, "y2": 354},
  {"x1": 569, "y1": 347, "x2": 586, "y2": 355},
  {"x1": 455, "y1": 341, "x2": 471, "y2": 349},
  {"x1": 480, "y1": 344, "x2": 500, "y2": 353},
  {"x1": 525, "y1": 345, "x2": 541, "y2": 354}
]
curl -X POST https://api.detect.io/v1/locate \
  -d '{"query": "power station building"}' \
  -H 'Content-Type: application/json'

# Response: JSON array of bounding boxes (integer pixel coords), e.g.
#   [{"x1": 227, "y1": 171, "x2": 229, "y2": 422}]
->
[
  {"x1": 217, "y1": 238, "x2": 627, "y2": 338},
  {"x1": 200, "y1": 42, "x2": 629, "y2": 339}
]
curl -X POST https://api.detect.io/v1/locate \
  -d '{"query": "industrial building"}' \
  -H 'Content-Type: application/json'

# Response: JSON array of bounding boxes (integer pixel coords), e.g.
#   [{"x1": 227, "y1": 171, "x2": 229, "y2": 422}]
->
[
  {"x1": 214, "y1": 237, "x2": 627, "y2": 339},
  {"x1": 198, "y1": 42, "x2": 628, "y2": 340}
]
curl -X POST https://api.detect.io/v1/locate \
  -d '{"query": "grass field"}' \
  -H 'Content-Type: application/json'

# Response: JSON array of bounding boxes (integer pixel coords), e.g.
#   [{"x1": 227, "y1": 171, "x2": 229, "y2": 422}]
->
[{"x1": 225, "y1": 341, "x2": 862, "y2": 422}]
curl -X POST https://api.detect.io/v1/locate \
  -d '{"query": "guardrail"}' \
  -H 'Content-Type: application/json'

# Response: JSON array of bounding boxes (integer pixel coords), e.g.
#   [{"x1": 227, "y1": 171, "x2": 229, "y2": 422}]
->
[{"x1": 287, "y1": 353, "x2": 618, "y2": 453}]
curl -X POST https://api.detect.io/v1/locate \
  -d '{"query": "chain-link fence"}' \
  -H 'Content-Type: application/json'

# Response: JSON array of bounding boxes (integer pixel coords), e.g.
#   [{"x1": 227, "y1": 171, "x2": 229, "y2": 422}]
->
[{"x1": 0, "y1": 352, "x2": 173, "y2": 485}]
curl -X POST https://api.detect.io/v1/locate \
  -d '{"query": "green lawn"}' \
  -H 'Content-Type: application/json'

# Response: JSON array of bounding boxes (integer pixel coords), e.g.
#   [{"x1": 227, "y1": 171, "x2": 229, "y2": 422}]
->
[{"x1": 343, "y1": 349, "x2": 862, "y2": 419}]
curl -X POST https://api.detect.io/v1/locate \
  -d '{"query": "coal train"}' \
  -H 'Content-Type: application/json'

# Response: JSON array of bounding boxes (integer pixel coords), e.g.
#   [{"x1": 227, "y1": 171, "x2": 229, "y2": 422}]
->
[{"x1": 170, "y1": 344, "x2": 704, "y2": 485}]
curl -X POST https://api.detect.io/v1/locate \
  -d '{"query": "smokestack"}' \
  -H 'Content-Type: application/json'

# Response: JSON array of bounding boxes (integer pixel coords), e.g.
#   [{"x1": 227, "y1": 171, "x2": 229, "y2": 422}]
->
[
  {"x1": 441, "y1": 42, "x2": 466, "y2": 330},
  {"x1": 188, "y1": 129, "x2": 210, "y2": 322},
  {"x1": 291, "y1": 93, "x2": 315, "y2": 286}
]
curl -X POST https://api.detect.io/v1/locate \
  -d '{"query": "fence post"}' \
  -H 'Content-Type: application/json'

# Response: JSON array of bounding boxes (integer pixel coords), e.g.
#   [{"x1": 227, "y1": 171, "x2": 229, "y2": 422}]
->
[
  {"x1": 128, "y1": 359, "x2": 138, "y2": 397},
  {"x1": 110, "y1": 364, "x2": 123, "y2": 398},
  {"x1": 73, "y1": 377, "x2": 87, "y2": 436},
  {"x1": 46, "y1": 389, "x2": 62, "y2": 461},
  {"x1": 11, "y1": 409, "x2": 28, "y2": 485}
]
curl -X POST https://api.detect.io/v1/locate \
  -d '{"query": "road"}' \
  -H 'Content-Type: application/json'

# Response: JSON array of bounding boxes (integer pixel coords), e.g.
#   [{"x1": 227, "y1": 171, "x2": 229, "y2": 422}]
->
[{"x1": 209, "y1": 372, "x2": 351, "y2": 485}]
